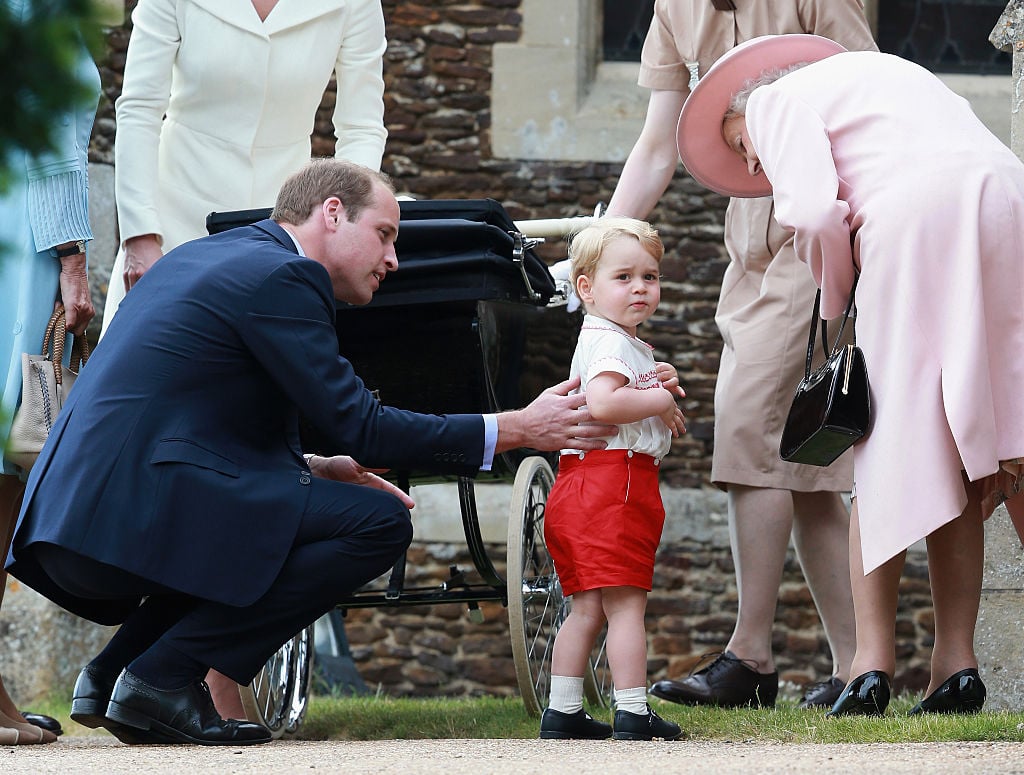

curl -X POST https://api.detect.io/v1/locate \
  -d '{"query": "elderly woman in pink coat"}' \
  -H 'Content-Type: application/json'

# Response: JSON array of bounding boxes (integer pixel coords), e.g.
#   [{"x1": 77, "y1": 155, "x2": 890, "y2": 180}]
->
[{"x1": 677, "y1": 34, "x2": 1024, "y2": 717}]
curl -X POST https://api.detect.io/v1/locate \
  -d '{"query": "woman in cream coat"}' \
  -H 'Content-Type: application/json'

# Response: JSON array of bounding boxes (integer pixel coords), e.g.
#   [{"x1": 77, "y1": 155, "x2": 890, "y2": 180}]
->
[
  {"x1": 104, "y1": 0, "x2": 387, "y2": 717},
  {"x1": 103, "y1": 0, "x2": 387, "y2": 334}
]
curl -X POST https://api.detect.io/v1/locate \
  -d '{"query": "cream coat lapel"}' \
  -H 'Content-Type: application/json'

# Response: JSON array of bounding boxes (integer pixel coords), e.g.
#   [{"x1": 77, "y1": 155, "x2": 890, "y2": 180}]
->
[
  {"x1": 187, "y1": 0, "x2": 265, "y2": 36},
  {"x1": 180, "y1": 1, "x2": 349, "y2": 37},
  {"x1": 262, "y1": 0, "x2": 348, "y2": 36},
  {"x1": 186, "y1": 0, "x2": 348, "y2": 36}
]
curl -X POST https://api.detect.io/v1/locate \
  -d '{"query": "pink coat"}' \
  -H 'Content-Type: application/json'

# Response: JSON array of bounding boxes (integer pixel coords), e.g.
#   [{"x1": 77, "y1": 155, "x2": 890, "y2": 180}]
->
[{"x1": 747, "y1": 51, "x2": 1024, "y2": 572}]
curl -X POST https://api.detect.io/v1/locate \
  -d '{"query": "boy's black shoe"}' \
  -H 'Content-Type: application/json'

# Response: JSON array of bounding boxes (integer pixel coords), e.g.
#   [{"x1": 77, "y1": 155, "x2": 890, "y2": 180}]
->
[
  {"x1": 612, "y1": 704, "x2": 682, "y2": 741},
  {"x1": 539, "y1": 707, "x2": 612, "y2": 740}
]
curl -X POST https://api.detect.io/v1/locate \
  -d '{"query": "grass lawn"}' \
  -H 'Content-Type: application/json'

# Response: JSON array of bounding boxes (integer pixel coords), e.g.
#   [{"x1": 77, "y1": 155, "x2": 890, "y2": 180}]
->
[
  {"x1": 300, "y1": 692, "x2": 1024, "y2": 743},
  {"x1": 38, "y1": 689, "x2": 1024, "y2": 744}
]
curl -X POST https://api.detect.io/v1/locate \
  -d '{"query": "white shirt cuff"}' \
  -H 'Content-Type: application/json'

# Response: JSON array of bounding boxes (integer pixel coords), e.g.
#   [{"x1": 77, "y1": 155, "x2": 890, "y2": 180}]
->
[{"x1": 481, "y1": 414, "x2": 498, "y2": 471}]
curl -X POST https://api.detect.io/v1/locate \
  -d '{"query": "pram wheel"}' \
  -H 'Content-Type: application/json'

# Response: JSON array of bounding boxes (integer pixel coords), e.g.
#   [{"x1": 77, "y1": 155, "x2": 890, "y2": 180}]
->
[
  {"x1": 506, "y1": 456, "x2": 567, "y2": 717},
  {"x1": 241, "y1": 624, "x2": 315, "y2": 738}
]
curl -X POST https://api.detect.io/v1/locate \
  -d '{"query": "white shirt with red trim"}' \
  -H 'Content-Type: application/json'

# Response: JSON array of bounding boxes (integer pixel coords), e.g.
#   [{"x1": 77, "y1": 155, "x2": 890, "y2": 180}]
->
[{"x1": 563, "y1": 314, "x2": 671, "y2": 459}]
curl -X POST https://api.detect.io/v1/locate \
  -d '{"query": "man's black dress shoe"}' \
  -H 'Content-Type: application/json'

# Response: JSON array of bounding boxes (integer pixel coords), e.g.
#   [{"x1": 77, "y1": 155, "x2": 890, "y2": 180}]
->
[
  {"x1": 20, "y1": 712, "x2": 62, "y2": 736},
  {"x1": 826, "y1": 670, "x2": 891, "y2": 717},
  {"x1": 612, "y1": 704, "x2": 682, "y2": 741},
  {"x1": 539, "y1": 707, "x2": 612, "y2": 739},
  {"x1": 105, "y1": 670, "x2": 270, "y2": 746},
  {"x1": 649, "y1": 651, "x2": 779, "y2": 708},
  {"x1": 797, "y1": 676, "x2": 846, "y2": 710},
  {"x1": 908, "y1": 668, "x2": 986, "y2": 715},
  {"x1": 70, "y1": 664, "x2": 175, "y2": 745}
]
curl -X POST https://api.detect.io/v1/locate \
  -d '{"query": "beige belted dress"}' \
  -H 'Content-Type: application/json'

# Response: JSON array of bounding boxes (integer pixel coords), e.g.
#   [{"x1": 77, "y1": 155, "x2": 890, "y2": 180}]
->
[{"x1": 638, "y1": 0, "x2": 876, "y2": 491}]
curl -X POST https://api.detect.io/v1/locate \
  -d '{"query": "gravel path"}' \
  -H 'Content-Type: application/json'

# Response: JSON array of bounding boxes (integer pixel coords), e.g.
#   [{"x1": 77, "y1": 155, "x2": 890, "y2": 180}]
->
[{"x1": 5, "y1": 736, "x2": 1024, "y2": 774}]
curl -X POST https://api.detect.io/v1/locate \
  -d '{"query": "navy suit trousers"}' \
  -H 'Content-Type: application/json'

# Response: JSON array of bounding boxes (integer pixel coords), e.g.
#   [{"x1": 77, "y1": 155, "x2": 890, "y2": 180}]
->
[{"x1": 35, "y1": 477, "x2": 413, "y2": 683}]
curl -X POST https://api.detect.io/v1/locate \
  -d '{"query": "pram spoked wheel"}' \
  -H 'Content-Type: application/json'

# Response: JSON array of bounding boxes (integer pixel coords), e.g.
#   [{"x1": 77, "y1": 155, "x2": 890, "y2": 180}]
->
[
  {"x1": 240, "y1": 624, "x2": 315, "y2": 738},
  {"x1": 506, "y1": 456, "x2": 568, "y2": 717}
]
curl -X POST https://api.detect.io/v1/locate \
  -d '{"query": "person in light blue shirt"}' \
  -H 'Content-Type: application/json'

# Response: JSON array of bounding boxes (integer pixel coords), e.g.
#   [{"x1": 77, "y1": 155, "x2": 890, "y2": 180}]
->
[{"x1": 0, "y1": 0, "x2": 102, "y2": 745}]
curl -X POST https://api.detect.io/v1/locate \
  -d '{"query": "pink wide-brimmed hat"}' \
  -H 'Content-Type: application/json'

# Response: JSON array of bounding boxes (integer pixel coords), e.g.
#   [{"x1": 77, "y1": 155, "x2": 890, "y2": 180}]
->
[{"x1": 676, "y1": 34, "x2": 847, "y2": 198}]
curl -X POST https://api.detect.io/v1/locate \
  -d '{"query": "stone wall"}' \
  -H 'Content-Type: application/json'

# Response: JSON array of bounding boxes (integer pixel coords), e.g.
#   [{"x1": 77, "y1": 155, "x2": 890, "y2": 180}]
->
[
  {"x1": 326, "y1": 0, "x2": 930, "y2": 696},
  {"x1": 372, "y1": 0, "x2": 726, "y2": 489},
  {"x1": 2, "y1": 0, "x2": 942, "y2": 705},
  {"x1": 342, "y1": 537, "x2": 936, "y2": 699},
  {"x1": 86, "y1": 0, "x2": 726, "y2": 486}
]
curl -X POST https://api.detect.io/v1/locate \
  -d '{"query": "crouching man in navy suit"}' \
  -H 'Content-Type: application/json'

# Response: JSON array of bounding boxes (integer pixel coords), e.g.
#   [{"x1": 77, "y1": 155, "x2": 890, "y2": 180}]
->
[{"x1": 5, "y1": 159, "x2": 614, "y2": 746}]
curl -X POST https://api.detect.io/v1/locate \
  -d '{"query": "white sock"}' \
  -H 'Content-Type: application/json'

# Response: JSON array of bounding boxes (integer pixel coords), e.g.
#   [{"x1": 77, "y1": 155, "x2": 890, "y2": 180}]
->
[
  {"x1": 548, "y1": 675, "x2": 584, "y2": 714},
  {"x1": 614, "y1": 686, "x2": 649, "y2": 715}
]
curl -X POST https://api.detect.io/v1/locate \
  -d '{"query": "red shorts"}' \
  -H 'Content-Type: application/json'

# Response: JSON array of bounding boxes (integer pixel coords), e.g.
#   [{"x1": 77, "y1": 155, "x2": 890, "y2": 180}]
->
[{"x1": 544, "y1": 450, "x2": 665, "y2": 596}]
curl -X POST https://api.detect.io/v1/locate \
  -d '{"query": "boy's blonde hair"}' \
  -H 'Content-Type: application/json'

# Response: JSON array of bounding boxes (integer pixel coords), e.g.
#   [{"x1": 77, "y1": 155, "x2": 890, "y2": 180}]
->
[{"x1": 568, "y1": 217, "x2": 664, "y2": 285}]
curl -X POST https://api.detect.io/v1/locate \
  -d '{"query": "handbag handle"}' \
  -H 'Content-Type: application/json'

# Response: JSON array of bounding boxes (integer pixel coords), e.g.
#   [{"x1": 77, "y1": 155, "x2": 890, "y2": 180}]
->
[
  {"x1": 802, "y1": 274, "x2": 859, "y2": 381},
  {"x1": 40, "y1": 306, "x2": 90, "y2": 386}
]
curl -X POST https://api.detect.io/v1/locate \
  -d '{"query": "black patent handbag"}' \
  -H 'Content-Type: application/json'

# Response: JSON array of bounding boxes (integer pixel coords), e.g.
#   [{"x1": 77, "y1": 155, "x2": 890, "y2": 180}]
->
[{"x1": 779, "y1": 276, "x2": 870, "y2": 466}]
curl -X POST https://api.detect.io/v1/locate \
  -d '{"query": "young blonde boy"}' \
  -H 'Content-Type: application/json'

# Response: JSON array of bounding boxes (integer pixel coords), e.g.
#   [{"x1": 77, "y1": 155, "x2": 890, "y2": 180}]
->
[{"x1": 540, "y1": 218, "x2": 685, "y2": 741}]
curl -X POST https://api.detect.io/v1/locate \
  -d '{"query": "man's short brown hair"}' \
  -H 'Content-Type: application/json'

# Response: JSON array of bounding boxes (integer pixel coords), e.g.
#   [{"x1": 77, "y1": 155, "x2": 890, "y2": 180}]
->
[{"x1": 271, "y1": 158, "x2": 395, "y2": 225}]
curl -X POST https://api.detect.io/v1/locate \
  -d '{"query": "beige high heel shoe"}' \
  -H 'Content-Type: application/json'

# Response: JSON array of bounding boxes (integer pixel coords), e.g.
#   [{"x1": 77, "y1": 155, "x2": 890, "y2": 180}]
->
[
  {"x1": 0, "y1": 710, "x2": 57, "y2": 744},
  {"x1": 0, "y1": 726, "x2": 19, "y2": 745}
]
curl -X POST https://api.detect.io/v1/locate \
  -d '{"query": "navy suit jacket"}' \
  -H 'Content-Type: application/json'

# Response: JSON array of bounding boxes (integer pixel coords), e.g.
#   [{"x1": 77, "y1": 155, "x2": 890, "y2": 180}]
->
[{"x1": 7, "y1": 220, "x2": 483, "y2": 624}]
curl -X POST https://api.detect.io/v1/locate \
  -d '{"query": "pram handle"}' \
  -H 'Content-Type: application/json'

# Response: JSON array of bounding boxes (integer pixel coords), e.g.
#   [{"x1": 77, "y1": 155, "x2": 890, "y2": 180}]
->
[{"x1": 513, "y1": 216, "x2": 598, "y2": 240}]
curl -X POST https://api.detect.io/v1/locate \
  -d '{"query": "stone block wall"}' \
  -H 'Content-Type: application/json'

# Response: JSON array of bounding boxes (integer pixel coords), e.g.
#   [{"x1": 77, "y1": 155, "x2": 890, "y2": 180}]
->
[
  {"x1": 0, "y1": 576, "x2": 118, "y2": 704},
  {"x1": 978, "y1": 507, "x2": 1024, "y2": 710},
  {"x1": 3, "y1": 0, "x2": 943, "y2": 706},
  {"x1": 372, "y1": 0, "x2": 728, "y2": 489},
  {"x1": 86, "y1": 3, "x2": 730, "y2": 489},
  {"x1": 342, "y1": 539, "x2": 935, "y2": 699}
]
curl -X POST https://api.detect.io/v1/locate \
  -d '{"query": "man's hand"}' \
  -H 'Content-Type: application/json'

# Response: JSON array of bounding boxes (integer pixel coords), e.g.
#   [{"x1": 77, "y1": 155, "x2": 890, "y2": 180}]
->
[
  {"x1": 123, "y1": 234, "x2": 164, "y2": 291},
  {"x1": 306, "y1": 454, "x2": 415, "y2": 509},
  {"x1": 495, "y1": 376, "x2": 616, "y2": 453}
]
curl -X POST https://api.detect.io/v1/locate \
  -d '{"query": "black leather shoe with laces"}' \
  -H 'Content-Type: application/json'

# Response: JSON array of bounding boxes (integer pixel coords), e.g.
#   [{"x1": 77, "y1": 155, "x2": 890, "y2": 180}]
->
[
  {"x1": 106, "y1": 670, "x2": 271, "y2": 745},
  {"x1": 649, "y1": 651, "x2": 779, "y2": 708},
  {"x1": 70, "y1": 664, "x2": 175, "y2": 745},
  {"x1": 908, "y1": 668, "x2": 986, "y2": 715},
  {"x1": 797, "y1": 676, "x2": 846, "y2": 710},
  {"x1": 826, "y1": 670, "x2": 891, "y2": 717},
  {"x1": 539, "y1": 708, "x2": 612, "y2": 740},
  {"x1": 612, "y1": 704, "x2": 682, "y2": 741}
]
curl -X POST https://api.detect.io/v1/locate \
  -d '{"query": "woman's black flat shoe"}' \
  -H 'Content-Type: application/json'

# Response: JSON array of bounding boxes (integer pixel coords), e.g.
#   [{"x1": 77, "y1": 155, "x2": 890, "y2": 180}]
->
[
  {"x1": 908, "y1": 668, "x2": 986, "y2": 715},
  {"x1": 20, "y1": 711, "x2": 62, "y2": 736},
  {"x1": 825, "y1": 670, "x2": 891, "y2": 717}
]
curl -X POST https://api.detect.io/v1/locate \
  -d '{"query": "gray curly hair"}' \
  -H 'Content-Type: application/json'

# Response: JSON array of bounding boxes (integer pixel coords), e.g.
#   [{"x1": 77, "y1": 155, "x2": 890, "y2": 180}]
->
[{"x1": 723, "y1": 62, "x2": 810, "y2": 121}]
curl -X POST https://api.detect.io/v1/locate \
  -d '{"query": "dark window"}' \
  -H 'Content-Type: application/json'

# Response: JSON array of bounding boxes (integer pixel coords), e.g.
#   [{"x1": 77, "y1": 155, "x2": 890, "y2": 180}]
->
[
  {"x1": 602, "y1": 1, "x2": 1009, "y2": 74},
  {"x1": 603, "y1": 2, "x2": 654, "y2": 62},
  {"x1": 878, "y1": 0, "x2": 1009, "y2": 74}
]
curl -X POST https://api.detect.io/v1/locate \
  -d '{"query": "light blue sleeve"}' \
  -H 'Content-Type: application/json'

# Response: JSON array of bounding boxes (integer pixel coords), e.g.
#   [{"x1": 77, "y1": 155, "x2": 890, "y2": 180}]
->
[
  {"x1": 27, "y1": 169, "x2": 93, "y2": 252},
  {"x1": 24, "y1": 29, "x2": 99, "y2": 252}
]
